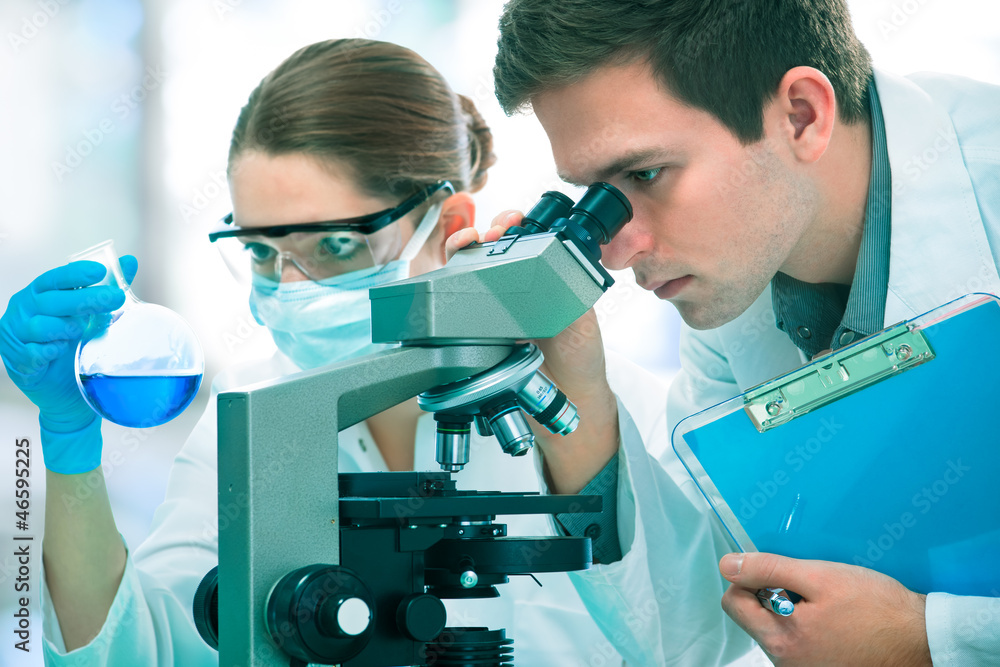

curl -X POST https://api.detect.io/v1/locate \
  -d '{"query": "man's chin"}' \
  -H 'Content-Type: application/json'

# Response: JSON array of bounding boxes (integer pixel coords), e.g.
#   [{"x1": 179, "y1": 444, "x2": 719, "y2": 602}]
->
[{"x1": 673, "y1": 298, "x2": 754, "y2": 331}]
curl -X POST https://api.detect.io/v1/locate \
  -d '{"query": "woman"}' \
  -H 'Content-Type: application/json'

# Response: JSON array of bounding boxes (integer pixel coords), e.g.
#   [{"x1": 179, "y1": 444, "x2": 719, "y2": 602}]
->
[{"x1": 1, "y1": 40, "x2": 642, "y2": 665}]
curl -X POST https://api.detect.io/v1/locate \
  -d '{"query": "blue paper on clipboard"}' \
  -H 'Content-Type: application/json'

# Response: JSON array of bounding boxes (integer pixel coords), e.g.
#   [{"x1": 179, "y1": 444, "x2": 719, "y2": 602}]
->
[{"x1": 671, "y1": 294, "x2": 1000, "y2": 597}]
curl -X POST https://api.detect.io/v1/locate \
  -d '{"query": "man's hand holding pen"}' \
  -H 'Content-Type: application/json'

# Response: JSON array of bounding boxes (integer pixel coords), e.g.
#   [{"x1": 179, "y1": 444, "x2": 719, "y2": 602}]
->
[
  {"x1": 719, "y1": 552, "x2": 932, "y2": 666},
  {"x1": 756, "y1": 587, "x2": 795, "y2": 616}
]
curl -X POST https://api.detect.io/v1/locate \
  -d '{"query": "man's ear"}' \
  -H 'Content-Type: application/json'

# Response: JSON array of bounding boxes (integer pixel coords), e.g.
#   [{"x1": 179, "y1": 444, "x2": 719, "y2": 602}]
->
[
  {"x1": 432, "y1": 192, "x2": 476, "y2": 263},
  {"x1": 766, "y1": 66, "x2": 837, "y2": 164}
]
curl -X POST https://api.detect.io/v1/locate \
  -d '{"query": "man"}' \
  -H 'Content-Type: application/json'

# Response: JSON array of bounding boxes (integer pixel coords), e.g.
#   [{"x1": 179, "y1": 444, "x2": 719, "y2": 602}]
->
[{"x1": 484, "y1": 0, "x2": 1000, "y2": 664}]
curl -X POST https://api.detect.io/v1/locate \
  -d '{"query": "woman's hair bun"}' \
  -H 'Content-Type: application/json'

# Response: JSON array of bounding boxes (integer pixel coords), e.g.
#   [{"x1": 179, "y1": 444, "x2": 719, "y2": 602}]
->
[{"x1": 458, "y1": 94, "x2": 497, "y2": 193}]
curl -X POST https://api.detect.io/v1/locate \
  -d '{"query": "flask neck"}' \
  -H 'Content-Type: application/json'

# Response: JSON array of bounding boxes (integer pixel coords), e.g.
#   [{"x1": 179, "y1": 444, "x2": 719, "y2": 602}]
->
[
  {"x1": 106, "y1": 257, "x2": 132, "y2": 294},
  {"x1": 68, "y1": 240, "x2": 139, "y2": 324},
  {"x1": 113, "y1": 288, "x2": 141, "y2": 318},
  {"x1": 68, "y1": 240, "x2": 133, "y2": 293}
]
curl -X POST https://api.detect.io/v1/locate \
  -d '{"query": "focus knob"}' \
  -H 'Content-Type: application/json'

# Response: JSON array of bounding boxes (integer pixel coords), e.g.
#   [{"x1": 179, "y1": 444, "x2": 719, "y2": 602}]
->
[
  {"x1": 265, "y1": 564, "x2": 375, "y2": 664},
  {"x1": 396, "y1": 593, "x2": 447, "y2": 642},
  {"x1": 192, "y1": 566, "x2": 219, "y2": 650},
  {"x1": 319, "y1": 595, "x2": 372, "y2": 637}
]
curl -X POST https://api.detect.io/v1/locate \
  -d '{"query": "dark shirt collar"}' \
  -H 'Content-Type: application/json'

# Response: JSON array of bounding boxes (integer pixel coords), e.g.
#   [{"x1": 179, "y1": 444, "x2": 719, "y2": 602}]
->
[{"x1": 770, "y1": 77, "x2": 892, "y2": 358}]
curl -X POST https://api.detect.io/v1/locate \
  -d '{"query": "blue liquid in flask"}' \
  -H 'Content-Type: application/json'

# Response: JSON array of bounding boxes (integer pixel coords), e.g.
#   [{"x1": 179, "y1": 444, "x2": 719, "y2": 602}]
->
[
  {"x1": 79, "y1": 372, "x2": 203, "y2": 428},
  {"x1": 70, "y1": 241, "x2": 205, "y2": 428}
]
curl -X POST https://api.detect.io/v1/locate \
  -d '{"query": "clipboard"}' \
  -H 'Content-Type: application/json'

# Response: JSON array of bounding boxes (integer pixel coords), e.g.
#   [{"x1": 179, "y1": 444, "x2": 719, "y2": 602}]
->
[{"x1": 671, "y1": 293, "x2": 1000, "y2": 596}]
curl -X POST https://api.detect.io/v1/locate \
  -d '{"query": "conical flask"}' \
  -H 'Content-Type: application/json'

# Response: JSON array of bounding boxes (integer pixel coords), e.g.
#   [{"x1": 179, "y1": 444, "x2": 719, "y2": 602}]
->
[{"x1": 72, "y1": 240, "x2": 204, "y2": 428}]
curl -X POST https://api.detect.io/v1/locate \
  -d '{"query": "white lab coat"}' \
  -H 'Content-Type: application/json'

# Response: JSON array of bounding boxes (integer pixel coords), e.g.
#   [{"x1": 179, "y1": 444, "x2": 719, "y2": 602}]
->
[
  {"x1": 572, "y1": 68, "x2": 1000, "y2": 665},
  {"x1": 41, "y1": 347, "x2": 670, "y2": 666}
]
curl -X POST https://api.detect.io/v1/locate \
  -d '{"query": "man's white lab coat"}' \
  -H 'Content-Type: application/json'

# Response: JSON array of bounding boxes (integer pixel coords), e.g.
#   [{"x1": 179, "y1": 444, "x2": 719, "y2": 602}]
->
[
  {"x1": 41, "y1": 349, "x2": 671, "y2": 666},
  {"x1": 570, "y1": 68, "x2": 1000, "y2": 666}
]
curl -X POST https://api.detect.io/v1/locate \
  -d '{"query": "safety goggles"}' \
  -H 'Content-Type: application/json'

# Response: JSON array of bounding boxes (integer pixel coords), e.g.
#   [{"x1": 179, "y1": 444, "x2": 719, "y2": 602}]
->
[{"x1": 209, "y1": 180, "x2": 454, "y2": 284}]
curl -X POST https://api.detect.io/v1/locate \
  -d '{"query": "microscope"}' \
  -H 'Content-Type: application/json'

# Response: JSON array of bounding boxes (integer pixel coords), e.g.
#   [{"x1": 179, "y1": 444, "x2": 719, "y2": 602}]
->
[{"x1": 192, "y1": 183, "x2": 633, "y2": 666}]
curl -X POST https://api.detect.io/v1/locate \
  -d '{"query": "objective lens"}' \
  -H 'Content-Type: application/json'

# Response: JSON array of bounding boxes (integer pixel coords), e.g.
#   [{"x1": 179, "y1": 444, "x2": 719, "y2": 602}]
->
[
  {"x1": 474, "y1": 414, "x2": 494, "y2": 437},
  {"x1": 487, "y1": 403, "x2": 535, "y2": 457},
  {"x1": 435, "y1": 418, "x2": 471, "y2": 472},
  {"x1": 516, "y1": 371, "x2": 580, "y2": 436}
]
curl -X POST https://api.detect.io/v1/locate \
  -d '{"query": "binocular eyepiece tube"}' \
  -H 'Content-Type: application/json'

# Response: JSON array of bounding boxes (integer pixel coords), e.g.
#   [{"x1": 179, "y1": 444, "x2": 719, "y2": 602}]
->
[{"x1": 520, "y1": 182, "x2": 633, "y2": 257}]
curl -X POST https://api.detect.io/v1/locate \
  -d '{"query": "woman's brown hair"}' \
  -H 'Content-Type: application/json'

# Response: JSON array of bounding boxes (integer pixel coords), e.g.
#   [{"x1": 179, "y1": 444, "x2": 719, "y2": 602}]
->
[{"x1": 229, "y1": 39, "x2": 496, "y2": 200}]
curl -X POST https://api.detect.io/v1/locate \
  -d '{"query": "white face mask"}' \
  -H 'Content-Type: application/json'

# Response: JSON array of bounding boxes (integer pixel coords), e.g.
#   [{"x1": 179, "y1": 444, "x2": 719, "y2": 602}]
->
[{"x1": 249, "y1": 202, "x2": 443, "y2": 370}]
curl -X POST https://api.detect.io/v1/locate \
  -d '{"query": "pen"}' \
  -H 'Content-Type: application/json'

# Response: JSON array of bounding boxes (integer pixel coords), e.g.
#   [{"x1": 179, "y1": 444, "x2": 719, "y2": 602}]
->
[{"x1": 756, "y1": 587, "x2": 794, "y2": 616}]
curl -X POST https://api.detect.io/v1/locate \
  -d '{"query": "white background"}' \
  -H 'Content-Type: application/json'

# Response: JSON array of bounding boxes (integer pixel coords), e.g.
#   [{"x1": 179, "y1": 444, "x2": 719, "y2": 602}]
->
[{"x1": 0, "y1": 1, "x2": 998, "y2": 664}]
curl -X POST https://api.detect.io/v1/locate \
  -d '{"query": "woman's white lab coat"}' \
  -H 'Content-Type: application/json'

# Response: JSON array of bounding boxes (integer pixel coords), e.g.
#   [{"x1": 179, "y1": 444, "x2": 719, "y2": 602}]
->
[{"x1": 41, "y1": 348, "x2": 670, "y2": 666}]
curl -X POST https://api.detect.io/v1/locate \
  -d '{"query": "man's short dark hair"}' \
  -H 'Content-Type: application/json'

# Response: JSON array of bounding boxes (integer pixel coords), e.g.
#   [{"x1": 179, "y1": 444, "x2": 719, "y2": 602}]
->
[{"x1": 494, "y1": 0, "x2": 873, "y2": 143}]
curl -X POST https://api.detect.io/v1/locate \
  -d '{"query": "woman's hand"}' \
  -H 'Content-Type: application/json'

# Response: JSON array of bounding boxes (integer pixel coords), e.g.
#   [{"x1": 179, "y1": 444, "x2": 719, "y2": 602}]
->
[{"x1": 1, "y1": 256, "x2": 137, "y2": 473}]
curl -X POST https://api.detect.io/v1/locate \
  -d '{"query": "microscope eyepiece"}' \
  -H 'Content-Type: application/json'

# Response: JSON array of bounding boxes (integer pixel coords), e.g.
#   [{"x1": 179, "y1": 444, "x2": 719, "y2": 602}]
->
[
  {"x1": 521, "y1": 191, "x2": 574, "y2": 234},
  {"x1": 524, "y1": 182, "x2": 633, "y2": 260},
  {"x1": 566, "y1": 182, "x2": 633, "y2": 246}
]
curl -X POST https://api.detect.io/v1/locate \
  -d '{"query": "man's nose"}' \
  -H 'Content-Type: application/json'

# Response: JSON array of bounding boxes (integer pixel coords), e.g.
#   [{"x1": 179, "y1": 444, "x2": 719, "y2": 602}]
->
[{"x1": 600, "y1": 222, "x2": 646, "y2": 271}]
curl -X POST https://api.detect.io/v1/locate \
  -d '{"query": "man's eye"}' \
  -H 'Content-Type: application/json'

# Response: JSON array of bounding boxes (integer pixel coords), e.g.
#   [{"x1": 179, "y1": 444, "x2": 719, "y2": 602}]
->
[
  {"x1": 244, "y1": 242, "x2": 276, "y2": 262},
  {"x1": 631, "y1": 167, "x2": 662, "y2": 183}
]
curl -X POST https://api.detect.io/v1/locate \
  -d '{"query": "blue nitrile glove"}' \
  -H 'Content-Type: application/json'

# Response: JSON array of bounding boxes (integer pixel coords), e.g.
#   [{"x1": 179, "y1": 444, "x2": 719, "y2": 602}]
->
[{"x1": 0, "y1": 256, "x2": 138, "y2": 474}]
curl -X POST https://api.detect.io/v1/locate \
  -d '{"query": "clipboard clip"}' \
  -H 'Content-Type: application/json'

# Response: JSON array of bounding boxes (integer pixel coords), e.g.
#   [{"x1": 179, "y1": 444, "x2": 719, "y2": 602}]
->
[{"x1": 743, "y1": 323, "x2": 935, "y2": 432}]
